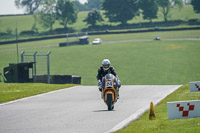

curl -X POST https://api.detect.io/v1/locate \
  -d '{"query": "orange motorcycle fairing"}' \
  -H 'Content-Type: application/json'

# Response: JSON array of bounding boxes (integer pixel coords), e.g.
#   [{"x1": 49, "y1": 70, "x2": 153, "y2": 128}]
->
[{"x1": 102, "y1": 78, "x2": 118, "y2": 110}]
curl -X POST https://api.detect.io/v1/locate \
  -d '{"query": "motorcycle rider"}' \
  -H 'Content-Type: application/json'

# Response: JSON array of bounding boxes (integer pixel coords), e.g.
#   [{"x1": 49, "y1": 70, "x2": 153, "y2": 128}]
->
[{"x1": 96, "y1": 59, "x2": 121, "y2": 97}]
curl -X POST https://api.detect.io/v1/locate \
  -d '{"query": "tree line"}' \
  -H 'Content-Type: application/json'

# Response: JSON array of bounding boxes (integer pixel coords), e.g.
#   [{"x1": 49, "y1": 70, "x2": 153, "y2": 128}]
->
[{"x1": 15, "y1": 0, "x2": 200, "y2": 32}]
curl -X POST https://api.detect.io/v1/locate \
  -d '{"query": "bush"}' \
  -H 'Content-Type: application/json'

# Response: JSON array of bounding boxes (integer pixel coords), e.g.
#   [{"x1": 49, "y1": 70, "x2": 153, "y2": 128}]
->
[
  {"x1": 20, "y1": 30, "x2": 36, "y2": 36},
  {"x1": 188, "y1": 19, "x2": 200, "y2": 25}
]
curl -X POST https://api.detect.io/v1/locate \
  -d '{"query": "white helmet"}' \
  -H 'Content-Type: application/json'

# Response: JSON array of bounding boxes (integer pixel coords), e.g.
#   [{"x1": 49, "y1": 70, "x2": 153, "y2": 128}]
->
[{"x1": 102, "y1": 59, "x2": 110, "y2": 71}]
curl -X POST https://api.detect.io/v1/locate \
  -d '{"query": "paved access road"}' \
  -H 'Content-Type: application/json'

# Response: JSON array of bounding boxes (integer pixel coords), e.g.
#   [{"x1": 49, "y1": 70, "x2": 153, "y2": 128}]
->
[{"x1": 0, "y1": 85, "x2": 181, "y2": 133}]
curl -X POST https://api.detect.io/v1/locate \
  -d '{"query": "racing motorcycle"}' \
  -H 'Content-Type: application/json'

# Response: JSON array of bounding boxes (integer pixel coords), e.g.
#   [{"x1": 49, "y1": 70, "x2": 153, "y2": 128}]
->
[{"x1": 101, "y1": 74, "x2": 119, "y2": 111}]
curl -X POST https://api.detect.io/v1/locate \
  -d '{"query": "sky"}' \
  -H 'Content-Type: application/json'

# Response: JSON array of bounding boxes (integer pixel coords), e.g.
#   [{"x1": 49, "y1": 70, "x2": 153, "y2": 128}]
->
[{"x1": 0, "y1": 0, "x2": 88, "y2": 15}]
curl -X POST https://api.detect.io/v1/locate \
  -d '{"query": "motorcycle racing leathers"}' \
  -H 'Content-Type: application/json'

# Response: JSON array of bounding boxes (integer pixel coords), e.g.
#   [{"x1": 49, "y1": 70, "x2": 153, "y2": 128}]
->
[{"x1": 96, "y1": 66, "x2": 121, "y2": 92}]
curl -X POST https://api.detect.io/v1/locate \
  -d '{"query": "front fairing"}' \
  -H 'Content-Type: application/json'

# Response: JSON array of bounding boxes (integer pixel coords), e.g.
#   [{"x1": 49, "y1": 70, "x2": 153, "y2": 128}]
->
[{"x1": 102, "y1": 74, "x2": 118, "y2": 89}]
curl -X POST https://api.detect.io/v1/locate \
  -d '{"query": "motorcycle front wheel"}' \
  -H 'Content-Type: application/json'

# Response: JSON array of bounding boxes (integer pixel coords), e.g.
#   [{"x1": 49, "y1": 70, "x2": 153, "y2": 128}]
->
[{"x1": 107, "y1": 94, "x2": 113, "y2": 111}]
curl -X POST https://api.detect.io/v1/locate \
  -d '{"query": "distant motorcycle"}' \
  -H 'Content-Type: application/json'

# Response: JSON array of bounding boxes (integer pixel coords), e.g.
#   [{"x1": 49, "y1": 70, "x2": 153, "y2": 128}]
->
[{"x1": 101, "y1": 74, "x2": 119, "y2": 111}]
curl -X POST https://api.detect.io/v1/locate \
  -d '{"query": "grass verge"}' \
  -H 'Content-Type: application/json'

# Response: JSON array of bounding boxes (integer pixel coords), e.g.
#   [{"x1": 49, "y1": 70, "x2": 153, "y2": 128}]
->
[
  {"x1": 1, "y1": 30, "x2": 200, "y2": 85},
  {"x1": 116, "y1": 84, "x2": 200, "y2": 133},
  {"x1": 0, "y1": 83, "x2": 76, "y2": 104}
]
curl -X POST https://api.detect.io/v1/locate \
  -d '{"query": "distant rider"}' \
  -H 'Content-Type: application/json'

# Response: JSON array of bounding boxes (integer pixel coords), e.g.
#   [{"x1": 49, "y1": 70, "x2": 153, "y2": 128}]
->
[{"x1": 96, "y1": 59, "x2": 121, "y2": 96}]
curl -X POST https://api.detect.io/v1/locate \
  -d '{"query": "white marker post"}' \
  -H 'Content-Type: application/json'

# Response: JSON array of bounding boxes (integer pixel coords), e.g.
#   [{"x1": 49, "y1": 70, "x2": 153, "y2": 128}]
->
[
  {"x1": 190, "y1": 81, "x2": 200, "y2": 92},
  {"x1": 167, "y1": 100, "x2": 200, "y2": 120}
]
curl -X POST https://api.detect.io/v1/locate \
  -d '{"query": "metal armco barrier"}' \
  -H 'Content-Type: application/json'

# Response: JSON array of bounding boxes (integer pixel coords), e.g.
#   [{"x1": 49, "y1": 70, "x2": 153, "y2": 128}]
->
[
  {"x1": 167, "y1": 100, "x2": 200, "y2": 120},
  {"x1": 190, "y1": 81, "x2": 200, "y2": 92}
]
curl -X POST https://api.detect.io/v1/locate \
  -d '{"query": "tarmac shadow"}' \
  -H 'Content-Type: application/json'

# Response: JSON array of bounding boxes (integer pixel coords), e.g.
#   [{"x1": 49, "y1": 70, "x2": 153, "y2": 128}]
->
[{"x1": 93, "y1": 110, "x2": 115, "y2": 112}]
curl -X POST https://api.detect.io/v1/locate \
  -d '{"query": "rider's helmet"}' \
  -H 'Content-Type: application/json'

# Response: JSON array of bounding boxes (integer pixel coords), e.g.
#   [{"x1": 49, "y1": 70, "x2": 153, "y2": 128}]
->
[{"x1": 102, "y1": 59, "x2": 110, "y2": 71}]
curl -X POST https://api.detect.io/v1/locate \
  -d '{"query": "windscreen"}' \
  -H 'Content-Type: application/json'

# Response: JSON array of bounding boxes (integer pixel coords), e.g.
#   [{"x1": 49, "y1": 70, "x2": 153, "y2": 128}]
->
[{"x1": 105, "y1": 74, "x2": 114, "y2": 80}]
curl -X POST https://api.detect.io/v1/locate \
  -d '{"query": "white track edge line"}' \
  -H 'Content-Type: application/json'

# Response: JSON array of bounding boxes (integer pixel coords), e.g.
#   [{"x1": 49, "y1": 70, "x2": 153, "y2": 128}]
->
[{"x1": 106, "y1": 85, "x2": 182, "y2": 133}]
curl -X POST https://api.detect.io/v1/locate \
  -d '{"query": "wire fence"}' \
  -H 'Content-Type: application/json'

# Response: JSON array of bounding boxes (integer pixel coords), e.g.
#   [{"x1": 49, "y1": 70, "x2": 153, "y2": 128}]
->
[{"x1": 21, "y1": 51, "x2": 51, "y2": 84}]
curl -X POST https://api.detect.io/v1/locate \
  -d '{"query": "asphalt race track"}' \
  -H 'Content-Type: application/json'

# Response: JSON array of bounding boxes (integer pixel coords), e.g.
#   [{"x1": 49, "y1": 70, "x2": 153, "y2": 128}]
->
[{"x1": 0, "y1": 85, "x2": 181, "y2": 133}]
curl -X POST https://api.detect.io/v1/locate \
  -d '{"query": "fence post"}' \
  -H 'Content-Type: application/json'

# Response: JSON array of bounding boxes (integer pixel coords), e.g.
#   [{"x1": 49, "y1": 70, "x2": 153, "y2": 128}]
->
[
  {"x1": 47, "y1": 51, "x2": 51, "y2": 84},
  {"x1": 21, "y1": 51, "x2": 25, "y2": 63},
  {"x1": 21, "y1": 51, "x2": 51, "y2": 84},
  {"x1": 33, "y1": 51, "x2": 37, "y2": 82},
  {"x1": 66, "y1": 34, "x2": 69, "y2": 45}
]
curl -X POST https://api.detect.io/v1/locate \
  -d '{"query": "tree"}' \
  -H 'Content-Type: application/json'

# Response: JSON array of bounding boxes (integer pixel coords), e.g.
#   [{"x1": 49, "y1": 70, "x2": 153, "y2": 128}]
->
[
  {"x1": 139, "y1": 0, "x2": 158, "y2": 22},
  {"x1": 191, "y1": 0, "x2": 200, "y2": 13},
  {"x1": 102, "y1": 0, "x2": 140, "y2": 25},
  {"x1": 15, "y1": 0, "x2": 42, "y2": 14},
  {"x1": 157, "y1": 0, "x2": 183, "y2": 22},
  {"x1": 83, "y1": 9, "x2": 104, "y2": 27},
  {"x1": 32, "y1": 14, "x2": 38, "y2": 33},
  {"x1": 38, "y1": 0, "x2": 56, "y2": 31},
  {"x1": 56, "y1": 0, "x2": 78, "y2": 29}
]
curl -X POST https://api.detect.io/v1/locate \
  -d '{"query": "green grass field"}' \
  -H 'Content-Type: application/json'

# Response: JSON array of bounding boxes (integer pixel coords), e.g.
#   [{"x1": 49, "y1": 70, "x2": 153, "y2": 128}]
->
[
  {"x1": 0, "y1": 30, "x2": 200, "y2": 85},
  {"x1": 0, "y1": 83, "x2": 76, "y2": 103},
  {"x1": 0, "y1": 5, "x2": 199, "y2": 34}
]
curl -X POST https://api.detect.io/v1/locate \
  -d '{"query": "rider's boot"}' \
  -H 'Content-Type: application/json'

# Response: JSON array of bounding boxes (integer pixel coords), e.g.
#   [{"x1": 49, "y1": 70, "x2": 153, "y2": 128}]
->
[
  {"x1": 117, "y1": 94, "x2": 120, "y2": 99},
  {"x1": 99, "y1": 86, "x2": 102, "y2": 92}
]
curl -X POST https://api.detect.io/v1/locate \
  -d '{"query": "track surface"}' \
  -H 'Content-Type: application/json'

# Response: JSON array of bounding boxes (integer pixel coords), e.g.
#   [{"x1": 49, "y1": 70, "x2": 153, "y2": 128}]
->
[{"x1": 0, "y1": 85, "x2": 181, "y2": 133}]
